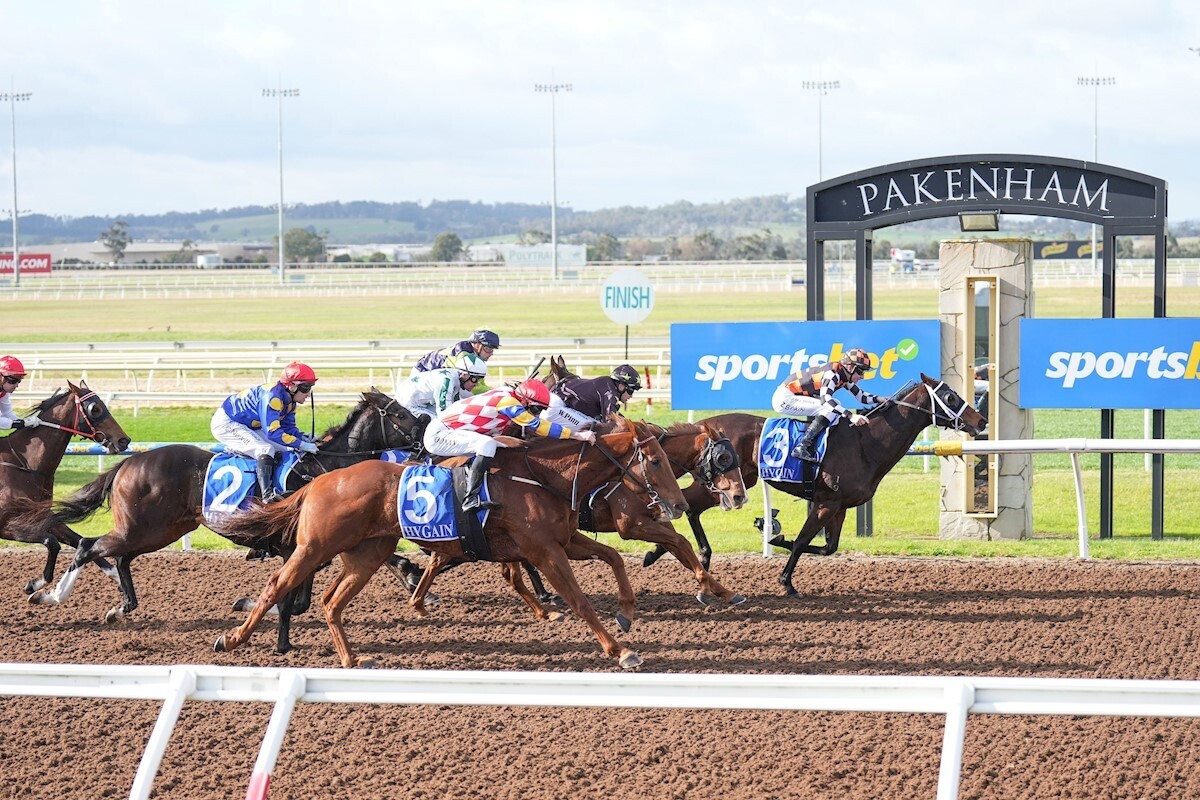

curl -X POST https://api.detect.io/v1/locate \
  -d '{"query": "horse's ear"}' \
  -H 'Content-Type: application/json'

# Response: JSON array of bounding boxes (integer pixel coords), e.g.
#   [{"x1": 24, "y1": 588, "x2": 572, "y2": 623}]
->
[
  {"x1": 67, "y1": 379, "x2": 79, "y2": 393},
  {"x1": 554, "y1": 355, "x2": 565, "y2": 369},
  {"x1": 919, "y1": 373, "x2": 933, "y2": 385}
]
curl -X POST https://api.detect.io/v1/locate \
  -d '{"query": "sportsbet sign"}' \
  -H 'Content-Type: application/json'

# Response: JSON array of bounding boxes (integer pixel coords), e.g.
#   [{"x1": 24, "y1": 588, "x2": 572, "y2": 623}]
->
[
  {"x1": 1020, "y1": 319, "x2": 1200, "y2": 409},
  {"x1": 670, "y1": 320, "x2": 939, "y2": 410}
]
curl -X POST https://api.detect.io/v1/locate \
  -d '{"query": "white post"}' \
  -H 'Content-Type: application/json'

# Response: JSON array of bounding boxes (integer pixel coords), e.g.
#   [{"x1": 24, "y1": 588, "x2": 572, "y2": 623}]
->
[
  {"x1": 761, "y1": 481, "x2": 774, "y2": 558},
  {"x1": 1071, "y1": 452, "x2": 1090, "y2": 560},
  {"x1": 130, "y1": 668, "x2": 196, "y2": 800},
  {"x1": 936, "y1": 681, "x2": 974, "y2": 800},
  {"x1": 245, "y1": 671, "x2": 307, "y2": 800}
]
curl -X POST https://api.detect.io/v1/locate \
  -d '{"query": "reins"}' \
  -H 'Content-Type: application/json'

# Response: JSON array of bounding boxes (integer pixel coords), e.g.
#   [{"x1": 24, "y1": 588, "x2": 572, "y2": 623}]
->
[{"x1": 888, "y1": 381, "x2": 974, "y2": 432}]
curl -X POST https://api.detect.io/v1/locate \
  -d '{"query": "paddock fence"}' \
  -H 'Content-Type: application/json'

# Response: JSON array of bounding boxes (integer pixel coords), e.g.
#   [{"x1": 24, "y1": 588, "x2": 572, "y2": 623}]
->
[{"x1": 3, "y1": 662, "x2": 1200, "y2": 800}]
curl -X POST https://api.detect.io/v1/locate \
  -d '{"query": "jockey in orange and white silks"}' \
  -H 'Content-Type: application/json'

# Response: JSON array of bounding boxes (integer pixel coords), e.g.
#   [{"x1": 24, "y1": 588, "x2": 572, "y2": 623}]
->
[
  {"x1": 210, "y1": 361, "x2": 319, "y2": 501},
  {"x1": 772, "y1": 348, "x2": 884, "y2": 462},
  {"x1": 424, "y1": 378, "x2": 595, "y2": 512},
  {"x1": 0, "y1": 355, "x2": 39, "y2": 431}
]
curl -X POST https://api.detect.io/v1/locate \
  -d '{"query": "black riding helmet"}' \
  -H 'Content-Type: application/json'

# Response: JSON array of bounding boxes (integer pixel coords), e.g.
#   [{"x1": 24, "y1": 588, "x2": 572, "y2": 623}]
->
[{"x1": 610, "y1": 364, "x2": 642, "y2": 392}]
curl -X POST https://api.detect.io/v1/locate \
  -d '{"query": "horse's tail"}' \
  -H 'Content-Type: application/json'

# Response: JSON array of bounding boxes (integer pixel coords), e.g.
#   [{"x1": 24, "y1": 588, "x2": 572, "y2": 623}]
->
[
  {"x1": 53, "y1": 459, "x2": 130, "y2": 525},
  {"x1": 4, "y1": 498, "x2": 57, "y2": 540},
  {"x1": 206, "y1": 485, "x2": 308, "y2": 549}
]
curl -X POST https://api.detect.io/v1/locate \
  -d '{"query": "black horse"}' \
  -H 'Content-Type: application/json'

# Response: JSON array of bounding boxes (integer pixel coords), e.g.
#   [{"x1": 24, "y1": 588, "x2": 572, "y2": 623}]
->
[
  {"x1": 21, "y1": 389, "x2": 420, "y2": 652},
  {"x1": 645, "y1": 375, "x2": 986, "y2": 596},
  {"x1": 0, "y1": 382, "x2": 131, "y2": 595}
]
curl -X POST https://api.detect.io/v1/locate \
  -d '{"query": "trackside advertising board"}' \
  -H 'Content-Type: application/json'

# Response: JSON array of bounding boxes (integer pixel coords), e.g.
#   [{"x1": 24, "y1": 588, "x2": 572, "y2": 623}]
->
[
  {"x1": 1020, "y1": 318, "x2": 1200, "y2": 409},
  {"x1": 0, "y1": 253, "x2": 52, "y2": 274},
  {"x1": 670, "y1": 320, "x2": 940, "y2": 410}
]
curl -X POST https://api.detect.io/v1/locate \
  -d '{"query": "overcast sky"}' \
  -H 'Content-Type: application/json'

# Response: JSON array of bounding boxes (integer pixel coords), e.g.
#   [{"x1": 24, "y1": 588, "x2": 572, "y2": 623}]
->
[{"x1": 4, "y1": 0, "x2": 1200, "y2": 222}]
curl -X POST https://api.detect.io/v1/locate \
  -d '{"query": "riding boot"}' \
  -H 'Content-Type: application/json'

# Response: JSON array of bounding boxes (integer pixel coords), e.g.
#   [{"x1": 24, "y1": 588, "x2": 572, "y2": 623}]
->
[
  {"x1": 255, "y1": 454, "x2": 280, "y2": 503},
  {"x1": 792, "y1": 416, "x2": 831, "y2": 463},
  {"x1": 461, "y1": 455, "x2": 500, "y2": 512}
]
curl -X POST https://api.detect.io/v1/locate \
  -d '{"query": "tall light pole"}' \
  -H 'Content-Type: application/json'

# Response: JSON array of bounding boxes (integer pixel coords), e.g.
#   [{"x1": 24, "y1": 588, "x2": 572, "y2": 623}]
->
[
  {"x1": 804, "y1": 79, "x2": 841, "y2": 315},
  {"x1": 1077, "y1": 75, "x2": 1115, "y2": 274},
  {"x1": 534, "y1": 81, "x2": 571, "y2": 281},
  {"x1": 263, "y1": 83, "x2": 299, "y2": 285},
  {"x1": 802, "y1": 80, "x2": 839, "y2": 182},
  {"x1": 1, "y1": 82, "x2": 31, "y2": 288}
]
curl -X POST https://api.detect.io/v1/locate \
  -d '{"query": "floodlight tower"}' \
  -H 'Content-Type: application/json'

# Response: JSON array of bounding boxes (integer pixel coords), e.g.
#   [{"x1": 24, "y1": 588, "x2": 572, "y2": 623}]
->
[
  {"x1": 1, "y1": 83, "x2": 31, "y2": 287},
  {"x1": 263, "y1": 82, "x2": 299, "y2": 284},
  {"x1": 1077, "y1": 75, "x2": 1115, "y2": 274},
  {"x1": 534, "y1": 81, "x2": 571, "y2": 280}
]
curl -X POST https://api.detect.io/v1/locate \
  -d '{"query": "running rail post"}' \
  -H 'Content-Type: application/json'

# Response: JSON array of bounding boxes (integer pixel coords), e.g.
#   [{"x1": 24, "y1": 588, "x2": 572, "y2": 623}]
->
[
  {"x1": 245, "y1": 671, "x2": 306, "y2": 800},
  {"x1": 130, "y1": 667, "x2": 196, "y2": 800},
  {"x1": 936, "y1": 680, "x2": 974, "y2": 800},
  {"x1": 1072, "y1": 452, "x2": 1090, "y2": 560}
]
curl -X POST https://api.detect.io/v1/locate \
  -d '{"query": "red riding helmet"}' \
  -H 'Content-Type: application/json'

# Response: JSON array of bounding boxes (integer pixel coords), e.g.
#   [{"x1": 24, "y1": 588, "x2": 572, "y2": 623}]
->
[
  {"x1": 840, "y1": 348, "x2": 872, "y2": 375},
  {"x1": 514, "y1": 379, "x2": 551, "y2": 410},
  {"x1": 0, "y1": 355, "x2": 26, "y2": 378},
  {"x1": 280, "y1": 361, "x2": 318, "y2": 388}
]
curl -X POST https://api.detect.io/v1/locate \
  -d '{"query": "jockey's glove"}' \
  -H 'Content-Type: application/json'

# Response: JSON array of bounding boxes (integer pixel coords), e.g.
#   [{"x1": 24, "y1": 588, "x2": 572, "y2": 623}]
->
[
  {"x1": 21, "y1": 416, "x2": 41, "y2": 428},
  {"x1": 298, "y1": 440, "x2": 320, "y2": 454}
]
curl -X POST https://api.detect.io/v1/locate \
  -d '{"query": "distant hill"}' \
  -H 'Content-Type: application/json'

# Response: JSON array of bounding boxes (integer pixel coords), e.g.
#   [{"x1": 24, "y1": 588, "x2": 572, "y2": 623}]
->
[{"x1": 7, "y1": 196, "x2": 1197, "y2": 248}]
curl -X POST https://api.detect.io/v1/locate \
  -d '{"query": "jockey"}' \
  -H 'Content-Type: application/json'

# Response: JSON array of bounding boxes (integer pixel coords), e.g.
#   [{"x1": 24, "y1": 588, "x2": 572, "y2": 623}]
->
[
  {"x1": 0, "y1": 355, "x2": 39, "y2": 431},
  {"x1": 424, "y1": 378, "x2": 596, "y2": 512},
  {"x1": 398, "y1": 353, "x2": 488, "y2": 435},
  {"x1": 410, "y1": 329, "x2": 501, "y2": 377},
  {"x1": 772, "y1": 348, "x2": 884, "y2": 463},
  {"x1": 210, "y1": 361, "x2": 320, "y2": 501},
  {"x1": 547, "y1": 364, "x2": 642, "y2": 429}
]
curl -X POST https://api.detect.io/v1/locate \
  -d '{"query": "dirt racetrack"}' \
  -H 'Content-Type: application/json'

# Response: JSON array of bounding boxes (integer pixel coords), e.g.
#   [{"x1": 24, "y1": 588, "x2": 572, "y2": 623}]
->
[{"x1": 3, "y1": 547, "x2": 1200, "y2": 800}]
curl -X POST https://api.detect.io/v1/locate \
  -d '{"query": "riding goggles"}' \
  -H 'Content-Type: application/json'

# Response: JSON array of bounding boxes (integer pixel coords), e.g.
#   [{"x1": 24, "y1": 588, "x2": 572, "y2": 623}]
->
[
  {"x1": 2, "y1": 375, "x2": 22, "y2": 385},
  {"x1": 295, "y1": 382, "x2": 314, "y2": 393}
]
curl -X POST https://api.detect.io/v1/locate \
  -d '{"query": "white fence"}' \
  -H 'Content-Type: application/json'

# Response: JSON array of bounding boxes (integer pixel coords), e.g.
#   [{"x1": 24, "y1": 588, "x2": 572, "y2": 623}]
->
[{"x1": 4, "y1": 662, "x2": 1200, "y2": 800}]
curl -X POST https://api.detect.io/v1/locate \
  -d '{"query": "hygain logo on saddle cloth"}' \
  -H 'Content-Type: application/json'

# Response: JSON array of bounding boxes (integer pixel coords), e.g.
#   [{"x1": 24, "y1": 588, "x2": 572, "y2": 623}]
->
[{"x1": 671, "y1": 320, "x2": 938, "y2": 411}]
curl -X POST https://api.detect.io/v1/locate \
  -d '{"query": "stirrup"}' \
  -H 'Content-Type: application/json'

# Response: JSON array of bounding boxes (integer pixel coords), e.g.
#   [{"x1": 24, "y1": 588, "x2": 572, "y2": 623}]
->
[{"x1": 462, "y1": 495, "x2": 500, "y2": 512}]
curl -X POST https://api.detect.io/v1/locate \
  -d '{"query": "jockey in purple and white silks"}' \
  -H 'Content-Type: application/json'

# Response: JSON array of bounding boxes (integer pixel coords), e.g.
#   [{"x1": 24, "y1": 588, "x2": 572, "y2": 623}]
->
[
  {"x1": 410, "y1": 329, "x2": 501, "y2": 378},
  {"x1": 544, "y1": 364, "x2": 642, "y2": 429},
  {"x1": 772, "y1": 348, "x2": 883, "y2": 463},
  {"x1": 0, "y1": 355, "x2": 39, "y2": 431},
  {"x1": 210, "y1": 361, "x2": 320, "y2": 501}
]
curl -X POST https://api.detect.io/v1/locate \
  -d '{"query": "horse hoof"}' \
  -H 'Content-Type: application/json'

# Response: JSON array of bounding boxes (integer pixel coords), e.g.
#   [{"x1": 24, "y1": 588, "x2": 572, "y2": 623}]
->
[
  {"x1": 23, "y1": 579, "x2": 44, "y2": 595},
  {"x1": 767, "y1": 534, "x2": 790, "y2": 549},
  {"x1": 784, "y1": 587, "x2": 799, "y2": 598},
  {"x1": 616, "y1": 613, "x2": 632, "y2": 633},
  {"x1": 28, "y1": 589, "x2": 50, "y2": 605},
  {"x1": 103, "y1": 608, "x2": 123, "y2": 624},
  {"x1": 696, "y1": 592, "x2": 718, "y2": 608},
  {"x1": 356, "y1": 658, "x2": 378, "y2": 669},
  {"x1": 729, "y1": 593, "x2": 747, "y2": 607},
  {"x1": 618, "y1": 651, "x2": 643, "y2": 670},
  {"x1": 642, "y1": 550, "x2": 661, "y2": 568},
  {"x1": 214, "y1": 635, "x2": 229, "y2": 652},
  {"x1": 232, "y1": 598, "x2": 254, "y2": 613},
  {"x1": 424, "y1": 592, "x2": 440, "y2": 607}
]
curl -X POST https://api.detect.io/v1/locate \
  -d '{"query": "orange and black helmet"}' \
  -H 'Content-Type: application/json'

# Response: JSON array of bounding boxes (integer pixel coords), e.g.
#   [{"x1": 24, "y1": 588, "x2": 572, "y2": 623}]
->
[{"x1": 840, "y1": 348, "x2": 872, "y2": 375}]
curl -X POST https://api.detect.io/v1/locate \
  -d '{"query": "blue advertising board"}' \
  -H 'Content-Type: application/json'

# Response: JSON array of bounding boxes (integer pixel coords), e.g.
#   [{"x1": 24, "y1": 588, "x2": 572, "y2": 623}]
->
[
  {"x1": 670, "y1": 320, "x2": 941, "y2": 411},
  {"x1": 1020, "y1": 318, "x2": 1200, "y2": 409}
]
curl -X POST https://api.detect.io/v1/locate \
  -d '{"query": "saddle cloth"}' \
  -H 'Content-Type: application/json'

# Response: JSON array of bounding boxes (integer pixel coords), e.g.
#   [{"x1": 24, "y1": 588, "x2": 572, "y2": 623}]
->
[
  {"x1": 202, "y1": 451, "x2": 299, "y2": 522},
  {"x1": 758, "y1": 417, "x2": 827, "y2": 485},
  {"x1": 396, "y1": 463, "x2": 492, "y2": 559}
]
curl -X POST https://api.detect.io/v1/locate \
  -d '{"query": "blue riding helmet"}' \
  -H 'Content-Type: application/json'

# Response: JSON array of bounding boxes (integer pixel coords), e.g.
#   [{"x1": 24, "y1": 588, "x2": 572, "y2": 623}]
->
[{"x1": 471, "y1": 329, "x2": 501, "y2": 349}]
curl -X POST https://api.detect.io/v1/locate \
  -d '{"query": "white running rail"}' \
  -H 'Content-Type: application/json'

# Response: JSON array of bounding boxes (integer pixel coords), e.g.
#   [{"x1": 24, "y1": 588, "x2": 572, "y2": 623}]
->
[{"x1": 3, "y1": 663, "x2": 1200, "y2": 800}]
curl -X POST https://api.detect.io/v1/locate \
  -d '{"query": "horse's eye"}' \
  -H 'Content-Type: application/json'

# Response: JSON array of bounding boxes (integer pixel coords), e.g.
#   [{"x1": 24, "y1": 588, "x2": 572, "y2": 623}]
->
[{"x1": 86, "y1": 402, "x2": 104, "y2": 418}]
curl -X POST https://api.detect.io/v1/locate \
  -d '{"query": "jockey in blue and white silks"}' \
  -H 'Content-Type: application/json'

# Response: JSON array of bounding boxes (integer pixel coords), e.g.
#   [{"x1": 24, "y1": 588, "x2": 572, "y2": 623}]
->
[
  {"x1": 772, "y1": 348, "x2": 883, "y2": 463},
  {"x1": 410, "y1": 329, "x2": 501, "y2": 378},
  {"x1": 210, "y1": 361, "x2": 320, "y2": 501},
  {"x1": 0, "y1": 355, "x2": 39, "y2": 431}
]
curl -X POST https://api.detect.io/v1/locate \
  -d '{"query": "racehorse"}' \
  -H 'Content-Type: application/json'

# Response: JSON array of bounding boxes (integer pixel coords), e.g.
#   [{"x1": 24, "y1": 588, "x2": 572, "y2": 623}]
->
[
  {"x1": 0, "y1": 382, "x2": 131, "y2": 594},
  {"x1": 208, "y1": 416, "x2": 687, "y2": 669},
  {"x1": 22, "y1": 390, "x2": 420, "y2": 652},
  {"x1": 646, "y1": 376, "x2": 985, "y2": 596}
]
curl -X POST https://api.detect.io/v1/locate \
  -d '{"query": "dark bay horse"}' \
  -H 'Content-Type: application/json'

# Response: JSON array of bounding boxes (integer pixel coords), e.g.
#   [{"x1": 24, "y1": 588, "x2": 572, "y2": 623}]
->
[
  {"x1": 0, "y1": 381, "x2": 131, "y2": 594},
  {"x1": 24, "y1": 390, "x2": 420, "y2": 650},
  {"x1": 209, "y1": 416, "x2": 687, "y2": 669}
]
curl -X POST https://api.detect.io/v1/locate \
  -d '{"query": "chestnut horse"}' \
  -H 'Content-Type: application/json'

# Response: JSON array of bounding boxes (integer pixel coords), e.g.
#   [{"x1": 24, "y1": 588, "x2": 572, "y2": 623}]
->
[
  {"x1": 209, "y1": 416, "x2": 687, "y2": 669},
  {"x1": 0, "y1": 382, "x2": 131, "y2": 594},
  {"x1": 23, "y1": 390, "x2": 420, "y2": 652}
]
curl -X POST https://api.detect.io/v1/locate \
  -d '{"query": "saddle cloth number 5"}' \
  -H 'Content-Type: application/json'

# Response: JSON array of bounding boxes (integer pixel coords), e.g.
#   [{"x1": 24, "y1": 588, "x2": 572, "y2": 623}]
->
[{"x1": 404, "y1": 473, "x2": 438, "y2": 526}]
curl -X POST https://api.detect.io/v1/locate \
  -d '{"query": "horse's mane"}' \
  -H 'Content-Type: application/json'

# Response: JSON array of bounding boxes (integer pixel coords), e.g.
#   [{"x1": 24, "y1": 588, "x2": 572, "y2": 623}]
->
[
  {"x1": 34, "y1": 389, "x2": 71, "y2": 415},
  {"x1": 318, "y1": 396, "x2": 374, "y2": 439},
  {"x1": 665, "y1": 421, "x2": 703, "y2": 436}
]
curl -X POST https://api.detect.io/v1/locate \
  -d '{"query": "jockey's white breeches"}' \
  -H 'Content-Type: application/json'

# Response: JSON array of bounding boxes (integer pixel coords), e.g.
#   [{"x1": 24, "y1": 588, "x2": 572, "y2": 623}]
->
[
  {"x1": 771, "y1": 385, "x2": 840, "y2": 424},
  {"x1": 423, "y1": 418, "x2": 501, "y2": 458},
  {"x1": 540, "y1": 402, "x2": 596, "y2": 430},
  {"x1": 211, "y1": 407, "x2": 285, "y2": 459}
]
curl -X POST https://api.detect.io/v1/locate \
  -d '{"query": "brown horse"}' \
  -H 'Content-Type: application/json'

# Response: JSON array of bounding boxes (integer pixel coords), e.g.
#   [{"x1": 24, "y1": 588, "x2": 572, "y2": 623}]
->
[
  {"x1": 23, "y1": 390, "x2": 420, "y2": 652},
  {"x1": 209, "y1": 416, "x2": 687, "y2": 669},
  {"x1": 0, "y1": 382, "x2": 131, "y2": 594}
]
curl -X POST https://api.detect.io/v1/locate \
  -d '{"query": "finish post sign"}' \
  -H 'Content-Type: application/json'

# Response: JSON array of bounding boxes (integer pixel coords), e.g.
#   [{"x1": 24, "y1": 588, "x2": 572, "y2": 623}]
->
[
  {"x1": 601, "y1": 269, "x2": 654, "y2": 325},
  {"x1": 671, "y1": 320, "x2": 940, "y2": 410},
  {"x1": 1020, "y1": 318, "x2": 1200, "y2": 409},
  {"x1": 0, "y1": 253, "x2": 52, "y2": 275}
]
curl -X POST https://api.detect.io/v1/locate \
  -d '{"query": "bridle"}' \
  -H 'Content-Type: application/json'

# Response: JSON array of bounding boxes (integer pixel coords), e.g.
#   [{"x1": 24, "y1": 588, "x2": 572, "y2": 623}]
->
[
  {"x1": 591, "y1": 434, "x2": 671, "y2": 516},
  {"x1": 655, "y1": 426, "x2": 739, "y2": 492},
  {"x1": 301, "y1": 396, "x2": 418, "y2": 474},
  {"x1": 889, "y1": 380, "x2": 977, "y2": 433},
  {"x1": 30, "y1": 389, "x2": 116, "y2": 445}
]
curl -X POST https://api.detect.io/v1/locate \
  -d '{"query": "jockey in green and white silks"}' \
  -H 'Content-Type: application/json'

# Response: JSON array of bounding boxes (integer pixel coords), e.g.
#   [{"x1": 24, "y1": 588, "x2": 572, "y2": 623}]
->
[{"x1": 398, "y1": 353, "x2": 488, "y2": 422}]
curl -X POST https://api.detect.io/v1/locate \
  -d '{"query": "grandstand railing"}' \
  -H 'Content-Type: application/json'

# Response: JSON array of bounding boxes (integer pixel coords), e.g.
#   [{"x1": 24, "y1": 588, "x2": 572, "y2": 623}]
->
[{"x1": 3, "y1": 662, "x2": 1199, "y2": 800}]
